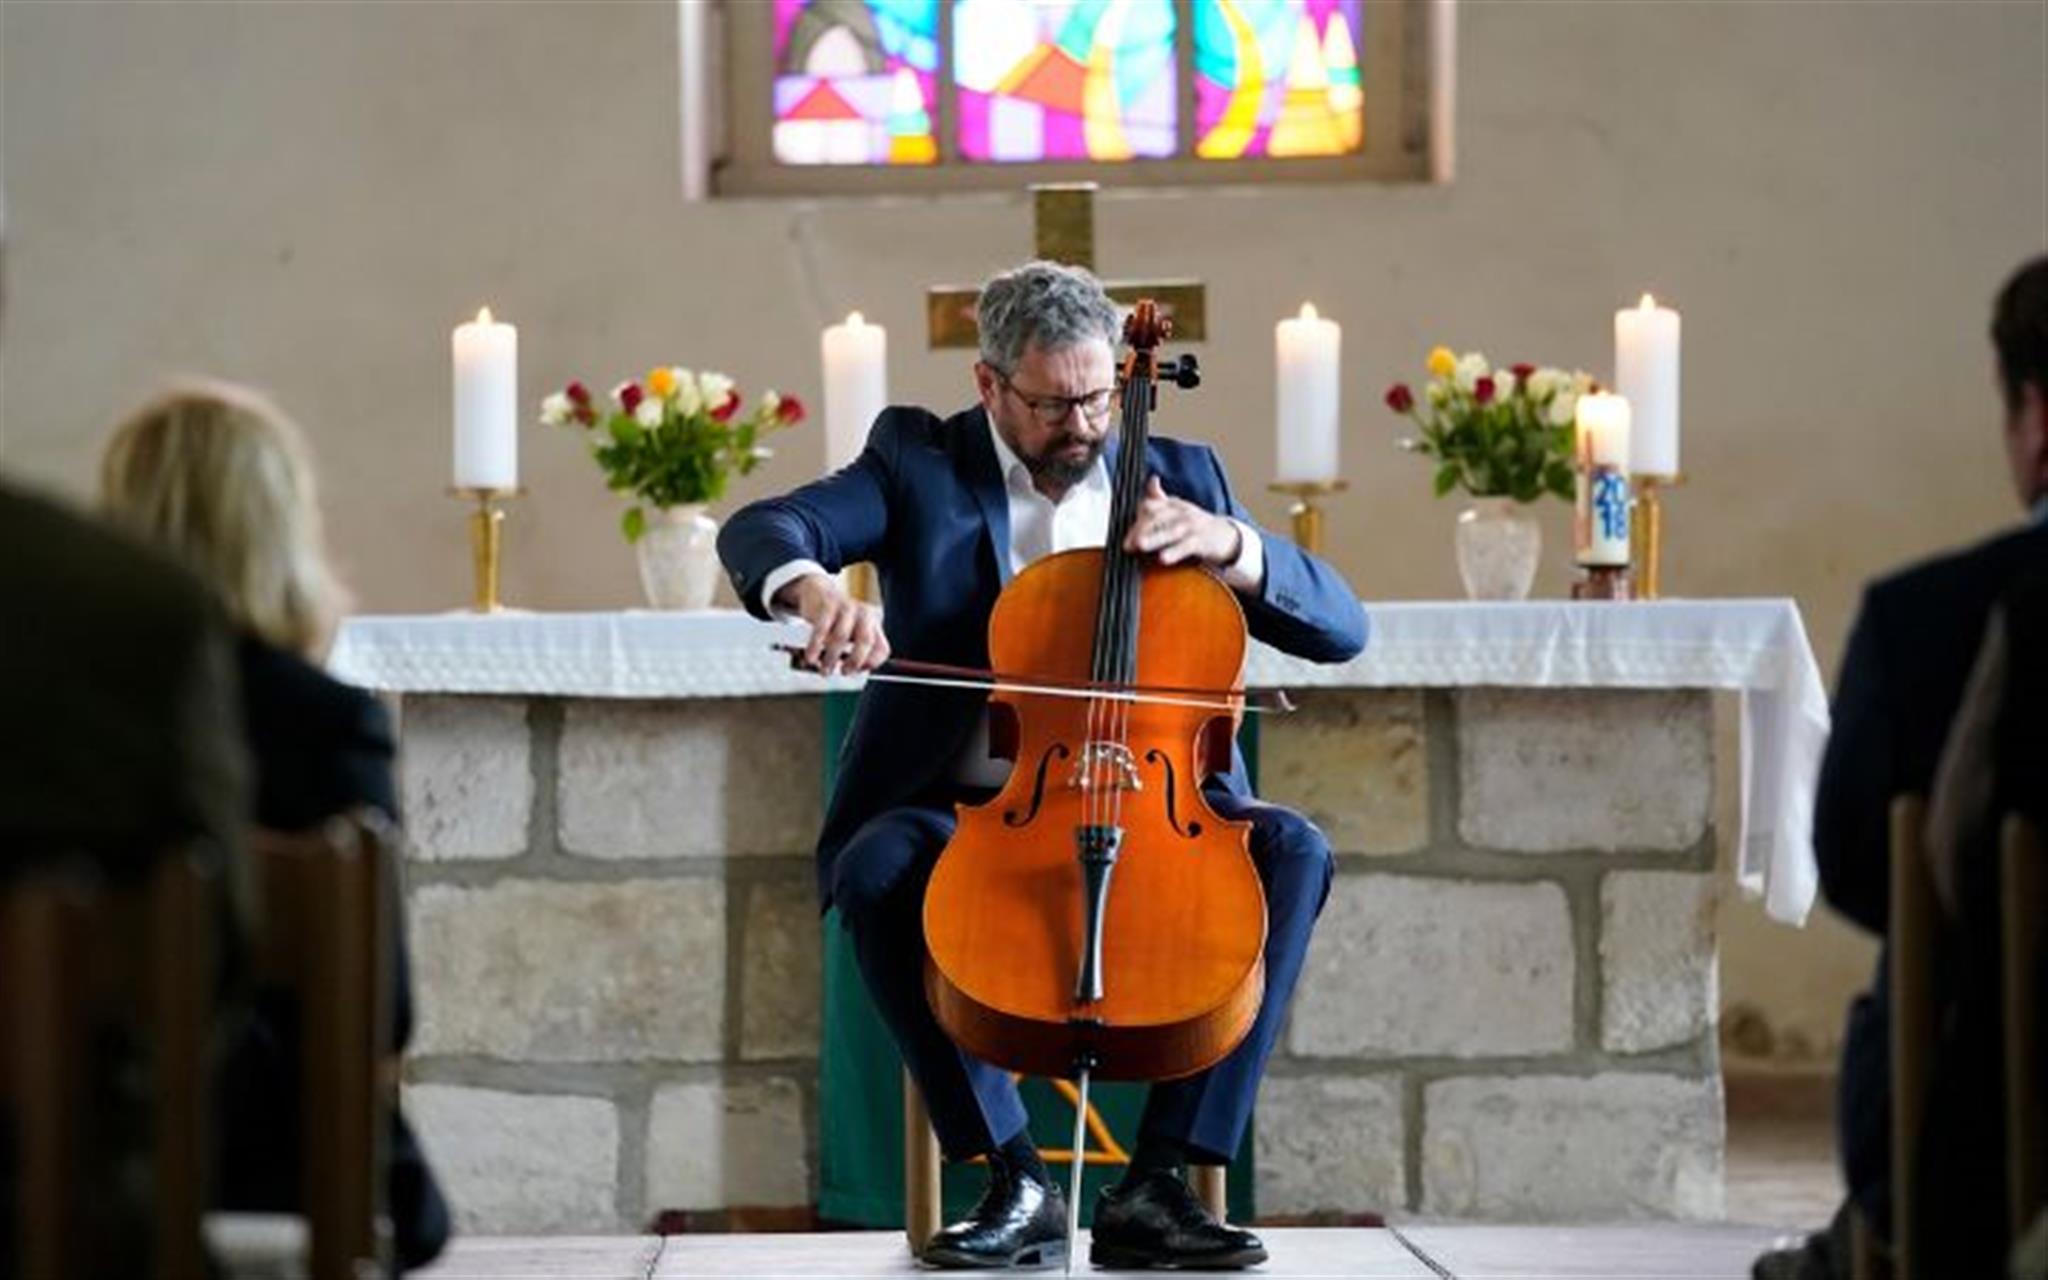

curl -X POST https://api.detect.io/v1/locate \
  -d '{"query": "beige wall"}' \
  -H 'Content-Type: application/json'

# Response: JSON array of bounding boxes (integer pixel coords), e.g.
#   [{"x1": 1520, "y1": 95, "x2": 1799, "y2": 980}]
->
[{"x1": 4, "y1": 1, "x2": 2043, "y2": 1064}]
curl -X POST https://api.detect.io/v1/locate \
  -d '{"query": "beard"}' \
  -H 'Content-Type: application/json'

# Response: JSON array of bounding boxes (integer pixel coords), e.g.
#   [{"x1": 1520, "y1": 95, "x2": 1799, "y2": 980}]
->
[{"x1": 1021, "y1": 432, "x2": 1107, "y2": 488}]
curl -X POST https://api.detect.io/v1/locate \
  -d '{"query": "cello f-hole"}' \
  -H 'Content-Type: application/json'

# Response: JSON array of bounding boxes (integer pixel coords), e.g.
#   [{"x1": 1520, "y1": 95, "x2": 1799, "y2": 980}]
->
[
  {"x1": 1142, "y1": 748, "x2": 1202, "y2": 839},
  {"x1": 1003, "y1": 743, "x2": 1071, "y2": 827}
]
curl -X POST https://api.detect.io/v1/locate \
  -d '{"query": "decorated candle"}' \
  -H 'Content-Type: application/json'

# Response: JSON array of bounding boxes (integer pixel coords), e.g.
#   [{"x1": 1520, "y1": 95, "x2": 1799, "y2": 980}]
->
[
  {"x1": 1275, "y1": 303, "x2": 1341, "y2": 484},
  {"x1": 452, "y1": 307, "x2": 518, "y2": 491},
  {"x1": 1575, "y1": 392, "x2": 1632, "y2": 567}
]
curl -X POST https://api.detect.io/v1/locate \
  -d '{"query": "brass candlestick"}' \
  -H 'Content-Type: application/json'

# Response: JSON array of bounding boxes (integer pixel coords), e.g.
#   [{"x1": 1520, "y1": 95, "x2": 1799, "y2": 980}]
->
[
  {"x1": 450, "y1": 487, "x2": 519, "y2": 612},
  {"x1": 1631, "y1": 473, "x2": 1682, "y2": 600},
  {"x1": 1267, "y1": 480, "x2": 1348, "y2": 556}
]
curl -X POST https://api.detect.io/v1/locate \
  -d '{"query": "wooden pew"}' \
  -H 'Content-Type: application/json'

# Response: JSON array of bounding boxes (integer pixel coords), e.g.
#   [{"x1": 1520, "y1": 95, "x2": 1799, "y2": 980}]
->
[
  {"x1": 2004, "y1": 813, "x2": 2045, "y2": 1243},
  {"x1": 244, "y1": 810, "x2": 396, "y2": 1280},
  {"x1": 0, "y1": 852, "x2": 213, "y2": 1280}
]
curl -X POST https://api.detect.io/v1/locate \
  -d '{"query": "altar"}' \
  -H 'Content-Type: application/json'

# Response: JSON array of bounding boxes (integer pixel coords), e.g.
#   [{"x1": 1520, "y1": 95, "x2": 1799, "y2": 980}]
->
[{"x1": 331, "y1": 598, "x2": 1827, "y2": 1235}]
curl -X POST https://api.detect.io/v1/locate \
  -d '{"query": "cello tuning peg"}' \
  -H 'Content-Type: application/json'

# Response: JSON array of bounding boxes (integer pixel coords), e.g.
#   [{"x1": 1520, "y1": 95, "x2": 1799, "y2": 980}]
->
[{"x1": 1163, "y1": 355, "x2": 1200, "y2": 389}]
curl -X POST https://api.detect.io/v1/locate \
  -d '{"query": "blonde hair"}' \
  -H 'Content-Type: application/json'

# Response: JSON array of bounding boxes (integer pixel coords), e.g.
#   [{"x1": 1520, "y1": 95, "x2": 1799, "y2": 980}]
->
[{"x1": 99, "y1": 379, "x2": 348, "y2": 657}]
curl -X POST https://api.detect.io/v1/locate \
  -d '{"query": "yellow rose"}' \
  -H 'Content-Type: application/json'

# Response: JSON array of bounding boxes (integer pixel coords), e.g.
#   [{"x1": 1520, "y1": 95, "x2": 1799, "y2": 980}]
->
[
  {"x1": 1426, "y1": 346, "x2": 1456, "y2": 379},
  {"x1": 647, "y1": 366, "x2": 677, "y2": 399}
]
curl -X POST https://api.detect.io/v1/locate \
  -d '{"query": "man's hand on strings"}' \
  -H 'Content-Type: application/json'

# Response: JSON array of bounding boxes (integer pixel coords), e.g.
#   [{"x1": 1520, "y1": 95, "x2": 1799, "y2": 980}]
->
[
  {"x1": 779, "y1": 573, "x2": 890, "y2": 675},
  {"x1": 1123, "y1": 476, "x2": 1242, "y2": 568}
]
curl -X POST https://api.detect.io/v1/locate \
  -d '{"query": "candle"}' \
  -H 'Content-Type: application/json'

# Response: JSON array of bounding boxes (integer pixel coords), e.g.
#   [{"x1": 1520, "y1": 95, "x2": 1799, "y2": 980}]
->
[
  {"x1": 452, "y1": 306, "x2": 518, "y2": 491},
  {"x1": 1275, "y1": 302, "x2": 1341, "y2": 484},
  {"x1": 1614, "y1": 293, "x2": 1680, "y2": 477},
  {"x1": 1575, "y1": 392, "x2": 1632, "y2": 566},
  {"x1": 821, "y1": 311, "x2": 888, "y2": 473}
]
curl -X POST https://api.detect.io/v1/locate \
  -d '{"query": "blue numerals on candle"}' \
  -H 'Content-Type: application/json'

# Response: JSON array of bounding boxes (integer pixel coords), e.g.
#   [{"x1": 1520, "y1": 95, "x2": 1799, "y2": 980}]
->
[{"x1": 1592, "y1": 470, "x2": 1630, "y2": 542}]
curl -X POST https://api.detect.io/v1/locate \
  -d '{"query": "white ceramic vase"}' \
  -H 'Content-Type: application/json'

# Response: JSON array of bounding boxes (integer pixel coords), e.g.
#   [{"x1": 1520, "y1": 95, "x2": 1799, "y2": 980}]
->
[
  {"x1": 636, "y1": 504, "x2": 721, "y2": 610},
  {"x1": 1454, "y1": 498, "x2": 1541, "y2": 601}
]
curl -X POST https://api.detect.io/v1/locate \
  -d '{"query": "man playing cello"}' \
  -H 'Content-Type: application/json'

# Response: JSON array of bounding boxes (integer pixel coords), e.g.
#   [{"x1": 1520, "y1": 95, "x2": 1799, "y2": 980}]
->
[{"x1": 718, "y1": 261, "x2": 1367, "y2": 1271}]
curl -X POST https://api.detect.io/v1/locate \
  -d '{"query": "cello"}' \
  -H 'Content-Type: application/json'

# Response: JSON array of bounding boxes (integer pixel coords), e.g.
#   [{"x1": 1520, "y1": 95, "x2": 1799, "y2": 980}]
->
[{"x1": 921, "y1": 301, "x2": 1269, "y2": 1256}]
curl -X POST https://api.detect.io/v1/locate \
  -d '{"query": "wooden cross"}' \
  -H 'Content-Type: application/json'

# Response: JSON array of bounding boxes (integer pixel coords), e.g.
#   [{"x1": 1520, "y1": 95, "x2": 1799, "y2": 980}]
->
[{"x1": 925, "y1": 183, "x2": 1208, "y2": 348}]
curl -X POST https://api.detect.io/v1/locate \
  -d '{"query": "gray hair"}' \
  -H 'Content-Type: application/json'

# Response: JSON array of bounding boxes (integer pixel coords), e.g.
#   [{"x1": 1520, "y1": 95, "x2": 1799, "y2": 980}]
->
[{"x1": 975, "y1": 260, "x2": 1121, "y2": 372}]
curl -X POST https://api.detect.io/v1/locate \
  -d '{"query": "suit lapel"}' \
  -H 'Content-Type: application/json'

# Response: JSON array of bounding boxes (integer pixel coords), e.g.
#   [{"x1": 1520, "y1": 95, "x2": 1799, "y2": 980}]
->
[{"x1": 959, "y1": 407, "x2": 1014, "y2": 586}]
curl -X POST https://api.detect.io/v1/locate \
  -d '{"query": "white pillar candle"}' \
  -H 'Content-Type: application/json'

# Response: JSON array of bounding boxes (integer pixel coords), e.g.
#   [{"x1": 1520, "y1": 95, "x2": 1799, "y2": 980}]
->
[
  {"x1": 452, "y1": 306, "x2": 518, "y2": 491},
  {"x1": 1575, "y1": 392, "x2": 1632, "y2": 566},
  {"x1": 1614, "y1": 293, "x2": 1680, "y2": 477},
  {"x1": 821, "y1": 311, "x2": 888, "y2": 473},
  {"x1": 1275, "y1": 302, "x2": 1341, "y2": 484}
]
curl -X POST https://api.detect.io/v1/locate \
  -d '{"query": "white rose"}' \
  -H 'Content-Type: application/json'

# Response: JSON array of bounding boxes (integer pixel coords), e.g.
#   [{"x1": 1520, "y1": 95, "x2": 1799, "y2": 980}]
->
[
  {"x1": 1494, "y1": 369, "x2": 1518, "y2": 399},
  {"x1": 1525, "y1": 368, "x2": 1562, "y2": 401},
  {"x1": 634, "y1": 397, "x2": 664, "y2": 428},
  {"x1": 1454, "y1": 352, "x2": 1489, "y2": 394},
  {"x1": 758, "y1": 390, "x2": 783, "y2": 418},
  {"x1": 672, "y1": 369, "x2": 704, "y2": 416},
  {"x1": 1547, "y1": 391, "x2": 1577, "y2": 427},
  {"x1": 539, "y1": 392, "x2": 572, "y2": 426},
  {"x1": 698, "y1": 371, "x2": 735, "y2": 411},
  {"x1": 1427, "y1": 383, "x2": 1449, "y2": 407}
]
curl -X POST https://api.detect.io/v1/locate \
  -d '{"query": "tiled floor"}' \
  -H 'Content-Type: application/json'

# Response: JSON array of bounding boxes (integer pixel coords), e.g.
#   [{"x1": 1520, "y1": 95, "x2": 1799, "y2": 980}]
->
[{"x1": 414, "y1": 1226, "x2": 1791, "y2": 1278}]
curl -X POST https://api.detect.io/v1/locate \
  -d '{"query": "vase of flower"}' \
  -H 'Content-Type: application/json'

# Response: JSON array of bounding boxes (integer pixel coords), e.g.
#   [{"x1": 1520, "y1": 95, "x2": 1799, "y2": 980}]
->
[
  {"x1": 1386, "y1": 347, "x2": 1596, "y2": 601},
  {"x1": 635, "y1": 504, "x2": 721, "y2": 610},
  {"x1": 540, "y1": 366, "x2": 804, "y2": 610},
  {"x1": 1455, "y1": 497, "x2": 1542, "y2": 601}
]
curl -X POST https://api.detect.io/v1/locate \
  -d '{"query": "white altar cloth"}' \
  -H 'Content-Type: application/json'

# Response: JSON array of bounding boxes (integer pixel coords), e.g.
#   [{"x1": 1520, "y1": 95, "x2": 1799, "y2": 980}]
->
[{"x1": 332, "y1": 599, "x2": 1828, "y2": 925}]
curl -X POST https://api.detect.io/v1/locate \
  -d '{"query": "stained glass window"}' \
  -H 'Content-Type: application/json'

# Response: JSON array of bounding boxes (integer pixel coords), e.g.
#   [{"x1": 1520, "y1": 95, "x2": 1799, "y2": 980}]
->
[
  {"x1": 1194, "y1": 0, "x2": 1363, "y2": 159},
  {"x1": 953, "y1": 0, "x2": 1177, "y2": 163},
  {"x1": 728, "y1": 0, "x2": 1433, "y2": 191},
  {"x1": 773, "y1": 0, "x2": 941, "y2": 166}
]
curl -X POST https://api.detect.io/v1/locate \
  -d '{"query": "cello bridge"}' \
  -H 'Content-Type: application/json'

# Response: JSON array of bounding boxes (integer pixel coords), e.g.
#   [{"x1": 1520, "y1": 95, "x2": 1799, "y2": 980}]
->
[{"x1": 1070, "y1": 742, "x2": 1143, "y2": 792}]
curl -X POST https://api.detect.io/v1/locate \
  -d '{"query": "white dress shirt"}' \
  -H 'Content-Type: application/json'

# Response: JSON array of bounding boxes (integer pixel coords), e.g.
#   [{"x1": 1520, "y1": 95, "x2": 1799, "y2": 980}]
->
[{"x1": 761, "y1": 418, "x2": 1266, "y2": 784}]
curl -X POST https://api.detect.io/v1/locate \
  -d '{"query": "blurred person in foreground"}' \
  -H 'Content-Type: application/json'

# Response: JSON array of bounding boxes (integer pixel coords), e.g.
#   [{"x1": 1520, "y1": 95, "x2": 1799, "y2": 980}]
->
[{"x1": 100, "y1": 380, "x2": 450, "y2": 1272}]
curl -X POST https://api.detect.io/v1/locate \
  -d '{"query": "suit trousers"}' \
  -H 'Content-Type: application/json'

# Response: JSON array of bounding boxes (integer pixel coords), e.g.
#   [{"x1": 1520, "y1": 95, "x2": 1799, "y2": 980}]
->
[{"x1": 830, "y1": 785, "x2": 1334, "y2": 1165}]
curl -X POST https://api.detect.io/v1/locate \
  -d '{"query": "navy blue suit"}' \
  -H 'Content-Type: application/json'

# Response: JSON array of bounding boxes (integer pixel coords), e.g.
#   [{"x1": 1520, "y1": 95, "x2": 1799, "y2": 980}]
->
[{"x1": 719, "y1": 404, "x2": 1367, "y2": 1163}]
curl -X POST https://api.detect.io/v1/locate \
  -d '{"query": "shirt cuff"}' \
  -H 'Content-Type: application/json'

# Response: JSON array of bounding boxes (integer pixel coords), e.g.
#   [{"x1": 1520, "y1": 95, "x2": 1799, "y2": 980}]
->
[
  {"x1": 760, "y1": 559, "x2": 828, "y2": 619},
  {"x1": 1219, "y1": 519, "x2": 1265, "y2": 594}
]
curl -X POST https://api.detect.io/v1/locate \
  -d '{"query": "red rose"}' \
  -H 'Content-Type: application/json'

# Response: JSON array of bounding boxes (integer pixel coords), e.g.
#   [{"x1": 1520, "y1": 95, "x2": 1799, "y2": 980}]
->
[
  {"x1": 1384, "y1": 383, "x2": 1414, "y2": 413},
  {"x1": 619, "y1": 383, "x2": 645, "y2": 414},
  {"x1": 1511, "y1": 363, "x2": 1536, "y2": 382},
  {"x1": 1474, "y1": 376, "x2": 1496, "y2": 405},
  {"x1": 573, "y1": 404, "x2": 597, "y2": 428},
  {"x1": 565, "y1": 380, "x2": 591, "y2": 406},
  {"x1": 775, "y1": 394, "x2": 805, "y2": 424},
  {"x1": 710, "y1": 391, "x2": 740, "y2": 422}
]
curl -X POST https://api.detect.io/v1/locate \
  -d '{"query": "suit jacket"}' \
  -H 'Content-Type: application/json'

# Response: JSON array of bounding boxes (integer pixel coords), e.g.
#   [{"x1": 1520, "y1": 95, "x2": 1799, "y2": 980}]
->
[
  {"x1": 718, "y1": 404, "x2": 1369, "y2": 907},
  {"x1": 1814, "y1": 520, "x2": 2048, "y2": 933}
]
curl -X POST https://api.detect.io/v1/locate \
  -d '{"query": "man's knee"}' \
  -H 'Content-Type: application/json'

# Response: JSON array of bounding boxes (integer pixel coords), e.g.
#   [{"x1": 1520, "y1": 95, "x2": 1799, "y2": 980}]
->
[
  {"x1": 1250, "y1": 806, "x2": 1335, "y2": 905},
  {"x1": 831, "y1": 810, "x2": 949, "y2": 924}
]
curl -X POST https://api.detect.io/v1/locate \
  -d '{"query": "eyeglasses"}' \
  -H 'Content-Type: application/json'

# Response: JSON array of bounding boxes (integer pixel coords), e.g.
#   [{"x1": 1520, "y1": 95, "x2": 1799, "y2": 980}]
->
[{"x1": 994, "y1": 369, "x2": 1117, "y2": 425}]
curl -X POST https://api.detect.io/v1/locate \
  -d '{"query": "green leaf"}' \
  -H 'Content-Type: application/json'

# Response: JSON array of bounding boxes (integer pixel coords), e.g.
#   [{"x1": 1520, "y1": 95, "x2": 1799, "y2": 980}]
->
[
  {"x1": 609, "y1": 418, "x2": 642, "y2": 447},
  {"x1": 621, "y1": 506, "x2": 646, "y2": 543},
  {"x1": 1433, "y1": 463, "x2": 1459, "y2": 497}
]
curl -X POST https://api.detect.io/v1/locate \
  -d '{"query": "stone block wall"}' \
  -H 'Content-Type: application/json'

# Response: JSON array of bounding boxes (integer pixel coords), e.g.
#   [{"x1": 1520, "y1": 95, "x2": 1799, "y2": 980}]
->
[
  {"x1": 1256, "y1": 689, "x2": 1724, "y2": 1222},
  {"x1": 396, "y1": 695, "x2": 824, "y2": 1235},
  {"x1": 393, "y1": 687, "x2": 1722, "y2": 1233}
]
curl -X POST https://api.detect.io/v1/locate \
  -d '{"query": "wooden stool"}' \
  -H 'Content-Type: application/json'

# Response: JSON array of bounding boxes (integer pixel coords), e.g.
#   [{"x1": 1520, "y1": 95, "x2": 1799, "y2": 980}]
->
[{"x1": 900, "y1": 1069, "x2": 1230, "y2": 1255}]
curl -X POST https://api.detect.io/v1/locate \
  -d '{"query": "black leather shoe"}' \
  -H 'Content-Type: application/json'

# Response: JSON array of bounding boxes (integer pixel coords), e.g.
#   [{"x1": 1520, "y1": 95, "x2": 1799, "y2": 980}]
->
[
  {"x1": 1090, "y1": 1170, "x2": 1267, "y2": 1270},
  {"x1": 921, "y1": 1163, "x2": 1068, "y2": 1270}
]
